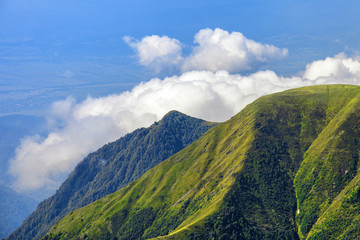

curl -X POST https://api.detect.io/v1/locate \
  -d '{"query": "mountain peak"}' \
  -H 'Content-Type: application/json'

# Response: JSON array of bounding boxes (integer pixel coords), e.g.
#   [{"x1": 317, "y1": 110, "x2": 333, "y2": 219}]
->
[{"x1": 159, "y1": 110, "x2": 199, "y2": 124}]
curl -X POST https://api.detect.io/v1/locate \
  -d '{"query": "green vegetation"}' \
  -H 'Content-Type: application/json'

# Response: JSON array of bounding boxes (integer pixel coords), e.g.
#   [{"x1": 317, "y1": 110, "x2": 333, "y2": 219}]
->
[
  {"x1": 43, "y1": 106, "x2": 256, "y2": 240},
  {"x1": 41, "y1": 85, "x2": 360, "y2": 239},
  {"x1": 7, "y1": 111, "x2": 215, "y2": 240}
]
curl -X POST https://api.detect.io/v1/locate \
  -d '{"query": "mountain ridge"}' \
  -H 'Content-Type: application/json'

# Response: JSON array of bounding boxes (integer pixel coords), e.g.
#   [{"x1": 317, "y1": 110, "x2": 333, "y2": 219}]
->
[
  {"x1": 43, "y1": 85, "x2": 360, "y2": 239},
  {"x1": 7, "y1": 110, "x2": 216, "y2": 240}
]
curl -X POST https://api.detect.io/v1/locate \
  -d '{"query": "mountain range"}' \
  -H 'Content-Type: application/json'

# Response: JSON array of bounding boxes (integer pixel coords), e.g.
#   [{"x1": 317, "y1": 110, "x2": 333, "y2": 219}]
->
[
  {"x1": 0, "y1": 114, "x2": 46, "y2": 186},
  {"x1": 0, "y1": 184, "x2": 37, "y2": 239},
  {"x1": 0, "y1": 115, "x2": 47, "y2": 239},
  {"x1": 6, "y1": 111, "x2": 215, "y2": 240},
  {"x1": 39, "y1": 84, "x2": 360, "y2": 239}
]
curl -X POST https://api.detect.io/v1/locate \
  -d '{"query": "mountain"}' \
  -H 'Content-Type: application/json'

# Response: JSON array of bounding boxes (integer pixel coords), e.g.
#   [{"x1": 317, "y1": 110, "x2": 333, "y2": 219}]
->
[
  {"x1": 0, "y1": 114, "x2": 46, "y2": 186},
  {"x1": 0, "y1": 115, "x2": 46, "y2": 239},
  {"x1": 7, "y1": 111, "x2": 215, "y2": 240},
  {"x1": 0, "y1": 184, "x2": 37, "y2": 239},
  {"x1": 43, "y1": 85, "x2": 360, "y2": 239}
]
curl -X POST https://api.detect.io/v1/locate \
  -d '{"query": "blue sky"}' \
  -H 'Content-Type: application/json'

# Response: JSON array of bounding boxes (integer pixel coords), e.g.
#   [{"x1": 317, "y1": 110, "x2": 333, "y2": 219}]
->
[{"x1": 1, "y1": 0, "x2": 360, "y2": 115}]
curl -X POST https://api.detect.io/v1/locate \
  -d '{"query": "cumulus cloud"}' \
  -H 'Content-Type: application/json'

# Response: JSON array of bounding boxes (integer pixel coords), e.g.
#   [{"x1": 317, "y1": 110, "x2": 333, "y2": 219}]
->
[
  {"x1": 8, "y1": 33, "x2": 360, "y2": 193},
  {"x1": 9, "y1": 98, "x2": 122, "y2": 191},
  {"x1": 124, "y1": 35, "x2": 183, "y2": 72},
  {"x1": 125, "y1": 28, "x2": 288, "y2": 73},
  {"x1": 182, "y1": 28, "x2": 288, "y2": 73},
  {"x1": 9, "y1": 70, "x2": 294, "y2": 191},
  {"x1": 303, "y1": 53, "x2": 360, "y2": 82}
]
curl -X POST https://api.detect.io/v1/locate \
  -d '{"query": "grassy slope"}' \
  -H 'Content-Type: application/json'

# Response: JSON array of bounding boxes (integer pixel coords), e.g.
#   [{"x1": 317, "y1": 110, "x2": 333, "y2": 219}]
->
[
  {"x1": 44, "y1": 85, "x2": 360, "y2": 239},
  {"x1": 295, "y1": 88, "x2": 360, "y2": 239},
  {"x1": 43, "y1": 101, "x2": 256, "y2": 240}
]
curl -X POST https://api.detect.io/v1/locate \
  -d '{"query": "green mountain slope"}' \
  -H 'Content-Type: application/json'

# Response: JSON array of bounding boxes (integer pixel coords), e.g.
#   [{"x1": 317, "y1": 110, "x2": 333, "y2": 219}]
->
[
  {"x1": 44, "y1": 85, "x2": 360, "y2": 239},
  {"x1": 7, "y1": 111, "x2": 215, "y2": 240}
]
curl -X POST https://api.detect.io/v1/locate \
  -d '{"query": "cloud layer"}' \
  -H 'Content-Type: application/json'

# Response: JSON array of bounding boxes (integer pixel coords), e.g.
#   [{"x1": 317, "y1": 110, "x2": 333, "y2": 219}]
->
[
  {"x1": 125, "y1": 28, "x2": 288, "y2": 73},
  {"x1": 8, "y1": 28, "x2": 360, "y2": 193}
]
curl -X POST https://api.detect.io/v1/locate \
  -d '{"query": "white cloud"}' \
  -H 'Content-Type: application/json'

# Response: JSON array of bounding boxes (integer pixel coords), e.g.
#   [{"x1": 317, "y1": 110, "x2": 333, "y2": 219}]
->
[
  {"x1": 9, "y1": 99, "x2": 122, "y2": 191},
  {"x1": 182, "y1": 28, "x2": 288, "y2": 73},
  {"x1": 124, "y1": 35, "x2": 183, "y2": 72},
  {"x1": 8, "y1": 37, "x2": 360, "y2": 193},
  {"x1": 303, "y1": 53, "x2": 360, "y2": 82},
  {"x1": 63, "y1": 70, "x2": 74, "y2": 78},
  {"x1": 10, "y1": 69, "x2": 301, "y2": 191},
  {"x1": 125, "y1": 28, "x2": 288, "y2": 73}
]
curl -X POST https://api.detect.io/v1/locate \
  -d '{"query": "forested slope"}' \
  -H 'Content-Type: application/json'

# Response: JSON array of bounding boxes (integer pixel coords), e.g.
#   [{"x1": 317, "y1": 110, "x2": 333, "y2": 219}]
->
[{"x1": 7, "y1": 111, "x2": 215, "y2": 240}]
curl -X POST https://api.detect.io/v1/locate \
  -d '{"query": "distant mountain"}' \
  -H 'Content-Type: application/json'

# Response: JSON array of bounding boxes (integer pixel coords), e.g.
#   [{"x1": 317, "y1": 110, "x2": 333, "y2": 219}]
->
[
  {"x1": 43, "y1": 85, "x2": 360, "y2": 239},
  {"x1": 0, "y1": 184, "x2": 37, "y2": 239},
  {"x1": 0, "y1": 114, "x2": 46, "y2": 185},
  {"x1": 0, "y1": 115, "x2": 46, "y2": 239},
  {"x1": 7, "y1": 111, "x2": 216, "y2": 240}
]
